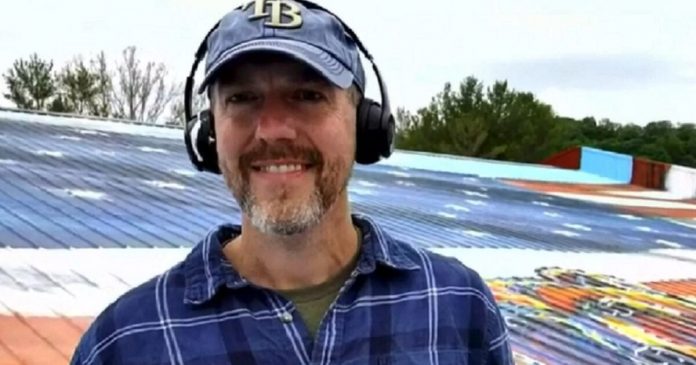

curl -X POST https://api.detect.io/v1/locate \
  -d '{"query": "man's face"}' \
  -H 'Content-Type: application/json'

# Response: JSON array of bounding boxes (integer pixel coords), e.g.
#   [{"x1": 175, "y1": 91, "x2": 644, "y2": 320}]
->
[{"x1": 211, "y1": 53, "x2": 357, "y2": 236}]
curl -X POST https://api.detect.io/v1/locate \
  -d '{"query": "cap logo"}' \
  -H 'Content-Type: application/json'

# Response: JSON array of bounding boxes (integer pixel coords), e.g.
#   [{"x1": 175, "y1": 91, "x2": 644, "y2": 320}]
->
[{"x1": 242, "y1": 0, "x2": 303, "y2": 29}]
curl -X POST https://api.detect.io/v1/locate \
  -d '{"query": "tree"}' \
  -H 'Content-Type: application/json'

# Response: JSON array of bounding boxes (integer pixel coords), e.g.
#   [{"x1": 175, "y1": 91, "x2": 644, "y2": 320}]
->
[
  {"x1": 2, "y1": 53, "x2": 56, "y2": 110},
  {"x1": 479, "y1": 83, "x2": 557, "y2": 162},
  {"x1": 395, "y1": 76, "x2": 555, "y2": 162},
  {"x1": 111, "y1": 46, "x2": 177, "y2": 123},
  {"x1": 547, "y1": 117, "x2": 696, "y2": 167},
  {"x1": 51, "y1": 57, "x2": 100, "y2": 114},
  {"x1": 48, "y1": 94, "x2": 72, "y2": 113},
  {"x1": 395, "y1": 75, "x2": 696, "y2": 168},
  {"x1": 89, "y1": 51, "x2": 112, "y2": 118},
  {"x1": 166, "y1": 82, "x2": 208, "y2": 127}
]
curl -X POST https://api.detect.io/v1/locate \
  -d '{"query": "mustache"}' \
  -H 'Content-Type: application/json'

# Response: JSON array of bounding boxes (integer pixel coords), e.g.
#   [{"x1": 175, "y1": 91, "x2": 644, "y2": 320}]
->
[{"x1": 239, "y1": 142, "x2": 323, "y2": 168}]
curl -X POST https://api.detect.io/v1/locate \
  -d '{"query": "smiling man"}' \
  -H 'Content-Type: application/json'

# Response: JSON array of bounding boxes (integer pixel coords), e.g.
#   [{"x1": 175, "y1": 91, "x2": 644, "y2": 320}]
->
[{"x1": 70, "y1": 1, "x2": 512, "y2": 364}]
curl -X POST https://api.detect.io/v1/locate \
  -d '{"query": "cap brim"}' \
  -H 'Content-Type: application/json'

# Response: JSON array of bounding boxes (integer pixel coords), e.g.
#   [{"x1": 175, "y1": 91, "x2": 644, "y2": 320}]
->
[{"x1": 198, "y1": 38, "x2": 354, "y2": 94}]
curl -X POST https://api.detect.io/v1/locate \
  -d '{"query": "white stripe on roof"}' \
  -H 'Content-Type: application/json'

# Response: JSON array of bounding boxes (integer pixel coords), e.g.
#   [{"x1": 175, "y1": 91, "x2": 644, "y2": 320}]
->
[{"x1": 2, "y1": 247, "x2": 696, "y2": 317}]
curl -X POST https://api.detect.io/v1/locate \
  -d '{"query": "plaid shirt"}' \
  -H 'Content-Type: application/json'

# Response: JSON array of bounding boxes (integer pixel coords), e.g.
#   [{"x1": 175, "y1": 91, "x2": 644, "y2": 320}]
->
[{"x1": 71, "y1": 213, "x2": 512, "y2": 365}]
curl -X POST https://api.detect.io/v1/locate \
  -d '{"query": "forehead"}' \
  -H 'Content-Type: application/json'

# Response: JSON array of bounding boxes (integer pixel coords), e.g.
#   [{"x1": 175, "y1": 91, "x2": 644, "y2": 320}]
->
[{"x1": 211, "y1": 52, "x2": 330, "y2": 87}]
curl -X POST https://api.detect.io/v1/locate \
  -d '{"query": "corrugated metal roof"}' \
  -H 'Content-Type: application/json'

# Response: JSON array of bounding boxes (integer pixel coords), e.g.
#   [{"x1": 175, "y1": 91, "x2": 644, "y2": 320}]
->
[
  {"x1": 1, "y1": 115, "x2": 694, "y2": 252},
  {"x1": 1, "y1": 110, "x2": 695, "y2": 364},
  {"x1": 495, "y1": 268, "x2": 696, "y2": 364}
]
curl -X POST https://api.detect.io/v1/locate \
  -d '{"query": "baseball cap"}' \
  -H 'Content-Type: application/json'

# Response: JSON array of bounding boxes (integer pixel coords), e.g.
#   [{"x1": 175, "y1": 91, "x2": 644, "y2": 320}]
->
[{"x1": 197, "y1": 0, "x2": 367, "y2": 95}]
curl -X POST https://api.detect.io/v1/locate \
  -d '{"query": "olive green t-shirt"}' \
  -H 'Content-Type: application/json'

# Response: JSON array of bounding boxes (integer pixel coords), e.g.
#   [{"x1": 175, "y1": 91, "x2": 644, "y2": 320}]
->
[{"x1": 277, "y1": 246, "x2": 360, "y2": 339}]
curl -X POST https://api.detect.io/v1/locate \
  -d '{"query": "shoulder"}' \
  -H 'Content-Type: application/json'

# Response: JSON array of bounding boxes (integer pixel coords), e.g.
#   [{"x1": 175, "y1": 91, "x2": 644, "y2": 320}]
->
[
  {"x1": 70, "y1": 261, "x2": 187, "y2": 365},
  {"x1": 395, "y1": 238, "x2": 492, "y2": 292},
  {"x1": 395, "y1": 240, "x2": 513, "y2": 362},
  {"x1": 418, "y1": 247, "x2": 503, "y2": 318},
  {"x1": 414, "y1": 245, "x2": 513, "y2": 364}
]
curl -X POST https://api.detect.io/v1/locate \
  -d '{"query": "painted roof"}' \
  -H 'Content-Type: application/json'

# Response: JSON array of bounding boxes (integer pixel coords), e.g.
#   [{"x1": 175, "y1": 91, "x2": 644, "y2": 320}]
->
[{"x1": 1, "y1": 109, "x2": 695, "y2": 364}]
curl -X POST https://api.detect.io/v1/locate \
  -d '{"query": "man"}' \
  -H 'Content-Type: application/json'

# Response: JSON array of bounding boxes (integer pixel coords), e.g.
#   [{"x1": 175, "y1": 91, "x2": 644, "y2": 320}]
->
[{"x1": 71, "y1": 1, "x2": 512, "y2": 364}]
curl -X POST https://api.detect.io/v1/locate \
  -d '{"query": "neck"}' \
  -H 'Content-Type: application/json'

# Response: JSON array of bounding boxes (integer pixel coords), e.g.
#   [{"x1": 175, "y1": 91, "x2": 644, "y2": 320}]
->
[{"x1": 223, "y1": 194, "x2": 360, "y2": 291}]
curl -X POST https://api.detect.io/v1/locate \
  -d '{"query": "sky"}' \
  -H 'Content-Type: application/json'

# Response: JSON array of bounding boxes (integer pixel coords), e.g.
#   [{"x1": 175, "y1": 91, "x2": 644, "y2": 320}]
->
[{"x1": 0, "y1": 0, "x2": 694, "y2": 126}]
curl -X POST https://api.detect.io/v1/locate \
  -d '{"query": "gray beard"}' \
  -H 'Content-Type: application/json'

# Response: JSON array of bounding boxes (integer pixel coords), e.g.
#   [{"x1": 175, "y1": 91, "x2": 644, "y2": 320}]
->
[
  {"x1": 247, "y1": 188, "x2": 324, "y2": 236},
  {"x1": 225, "y1": 159, "x2": 350, "y2": 236}
]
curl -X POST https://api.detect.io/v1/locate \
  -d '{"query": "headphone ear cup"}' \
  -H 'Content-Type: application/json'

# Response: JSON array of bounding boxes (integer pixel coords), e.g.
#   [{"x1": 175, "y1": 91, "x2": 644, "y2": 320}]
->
[
  {"x1": 184, "y1": 109, "x2": 221, "y2": 174},
  {"x1": 355, "y1": 98, "x2": 394, "y2": 164}
]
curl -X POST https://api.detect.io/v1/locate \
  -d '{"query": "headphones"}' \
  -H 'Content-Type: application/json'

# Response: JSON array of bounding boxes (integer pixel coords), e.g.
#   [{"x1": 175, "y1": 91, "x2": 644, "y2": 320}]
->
[{"x1": 183, "y1": 0, "x2": 395, "y2": 175}]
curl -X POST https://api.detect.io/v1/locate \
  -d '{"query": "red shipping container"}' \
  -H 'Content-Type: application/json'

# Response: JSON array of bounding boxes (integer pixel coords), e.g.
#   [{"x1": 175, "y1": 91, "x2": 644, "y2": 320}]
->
[
  {"x1": 541, "y1": 146, "x2": 581, "y2": 170},
  {"x1": 631, "y1": 157, "x2": 670, "y2": 190}
]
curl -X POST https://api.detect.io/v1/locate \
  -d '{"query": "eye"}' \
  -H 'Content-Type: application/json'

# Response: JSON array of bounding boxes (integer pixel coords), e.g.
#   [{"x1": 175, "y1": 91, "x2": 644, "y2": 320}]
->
[
  {"x1": 225, "y1": 91, "x2": 258, "y2": 104},
  {"x1": 293, "y1": 89, "x2": 325, "y2": 102}
]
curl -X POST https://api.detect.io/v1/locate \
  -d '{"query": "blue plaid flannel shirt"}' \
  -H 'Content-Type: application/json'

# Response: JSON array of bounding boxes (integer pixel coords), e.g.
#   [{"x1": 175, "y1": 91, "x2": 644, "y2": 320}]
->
[{"x1": 71, "y1": 213, "x2": 513, "y2": 365}]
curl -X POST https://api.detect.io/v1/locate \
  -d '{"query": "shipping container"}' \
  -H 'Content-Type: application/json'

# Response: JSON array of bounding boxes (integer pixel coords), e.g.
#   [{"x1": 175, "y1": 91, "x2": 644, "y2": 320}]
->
[
  {"x1": 631, "y1": 158, "x2": 670, "y2": 190},
  {"x1": 580, "y1": 147, "x2": 633, "y2": 183},
  {"x1": 540, "y1": 146, "x2": 581, "y2": 169}
]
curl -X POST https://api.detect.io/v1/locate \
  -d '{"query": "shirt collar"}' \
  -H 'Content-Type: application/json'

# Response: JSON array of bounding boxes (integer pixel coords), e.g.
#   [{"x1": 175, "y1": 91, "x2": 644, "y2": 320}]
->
[{"x1": 183, "y1": 213, "x2": 420, "y2": 305}]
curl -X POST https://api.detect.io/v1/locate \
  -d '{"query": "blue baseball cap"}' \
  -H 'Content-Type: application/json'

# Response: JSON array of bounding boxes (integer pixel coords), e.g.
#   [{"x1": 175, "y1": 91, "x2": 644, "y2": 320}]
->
[{"x1": 197, "y1": 0, "x2": 366, "y2": 95}]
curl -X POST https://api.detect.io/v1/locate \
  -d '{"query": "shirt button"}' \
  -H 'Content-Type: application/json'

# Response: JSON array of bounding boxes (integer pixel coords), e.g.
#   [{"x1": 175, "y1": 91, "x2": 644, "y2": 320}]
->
[{"x1": 280, "y1": 312, "x2": 293, "y2": 323}]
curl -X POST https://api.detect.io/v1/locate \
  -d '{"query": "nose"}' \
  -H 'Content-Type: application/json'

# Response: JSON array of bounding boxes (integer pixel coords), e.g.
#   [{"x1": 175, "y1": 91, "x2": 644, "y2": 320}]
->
[{"x1": 253, "y1": 97, "x2": 297, "y2": 142}]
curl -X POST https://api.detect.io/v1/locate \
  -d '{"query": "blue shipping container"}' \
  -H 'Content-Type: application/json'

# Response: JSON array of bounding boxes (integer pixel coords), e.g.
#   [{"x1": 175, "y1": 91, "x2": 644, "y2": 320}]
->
[{"x1": 579, "y1": 147, "x2": 633, "y2": 183}]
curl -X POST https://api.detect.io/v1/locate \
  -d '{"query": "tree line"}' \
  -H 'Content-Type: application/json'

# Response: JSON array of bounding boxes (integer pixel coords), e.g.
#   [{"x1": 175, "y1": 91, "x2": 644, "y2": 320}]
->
[
  {"x1": 396, "y1": 76, "x2": 696, "y2": 167},
  {"x1": 3, "y1": 52, "x2": 694, "y2": 166},
  {"x1": 1, "y1": 48, "x2": 205, "y2": 126}
]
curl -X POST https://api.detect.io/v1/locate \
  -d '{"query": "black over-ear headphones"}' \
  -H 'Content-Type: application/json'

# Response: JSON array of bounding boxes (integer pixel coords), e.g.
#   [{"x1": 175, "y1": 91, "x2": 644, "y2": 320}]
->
[{"x1": 183, "y1": 0, "x2": 395, "y2": 175}]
